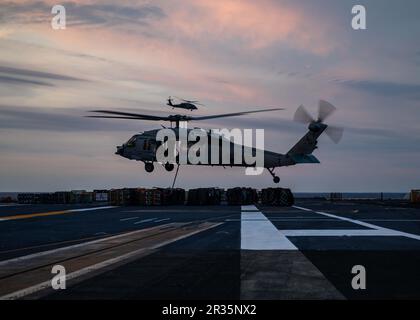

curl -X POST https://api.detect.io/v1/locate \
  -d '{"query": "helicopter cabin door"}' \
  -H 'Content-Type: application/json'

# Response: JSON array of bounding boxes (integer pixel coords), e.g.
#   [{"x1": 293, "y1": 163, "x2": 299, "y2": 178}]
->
[{"x1": 139, "y1": 137, "x2": 156, "y2": 161}]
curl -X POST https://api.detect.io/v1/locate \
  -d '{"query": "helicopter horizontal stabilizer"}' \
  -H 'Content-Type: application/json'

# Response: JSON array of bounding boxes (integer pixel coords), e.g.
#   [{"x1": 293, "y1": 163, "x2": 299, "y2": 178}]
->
[{"x1": 290, "y1": 154, "x2": 320, "y2": 164}]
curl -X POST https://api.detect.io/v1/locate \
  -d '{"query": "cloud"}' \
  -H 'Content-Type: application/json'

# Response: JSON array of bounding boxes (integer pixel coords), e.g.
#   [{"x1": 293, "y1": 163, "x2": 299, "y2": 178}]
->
[
  {"x1": 0, "y1": 1, "x2": 165, "y2": 27},
  {"x1": 0, "y1": 75, "x2": 52, "y2": 86},
  {"x1": 342, "y1": 80, "x2": 420, "y2": 100},
  {"x1": 160, "y1": 0, "x2": 335, "y2": 54},
  {"x1": 0, "y1": 65, "x2": 82, "y2": 81},
  {"x1": 0, "y1": 105, "x2": 142, "y2": 132}
]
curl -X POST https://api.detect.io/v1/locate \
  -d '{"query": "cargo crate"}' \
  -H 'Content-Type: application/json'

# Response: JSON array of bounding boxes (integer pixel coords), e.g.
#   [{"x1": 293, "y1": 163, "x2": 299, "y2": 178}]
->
[
  {"x1": 226, "y1": 187, "x2": 258, "y2": 205},
  {"x1": 411, "y1": 190, "x2": 420, "y2": 203},
  {"x1": 261, "y1": 188, "x2": 294, "y2": 207}
]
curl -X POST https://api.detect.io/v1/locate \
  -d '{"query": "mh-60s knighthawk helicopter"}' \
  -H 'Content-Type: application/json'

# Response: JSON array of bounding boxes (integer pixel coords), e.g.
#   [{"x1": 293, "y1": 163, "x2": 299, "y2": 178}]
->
[
  {"x1": 167, "y1": 96, "x2": 204, "y2": 111},
  {"x1": 88, "y1": 100, "x2": 343, "y2": 183}
]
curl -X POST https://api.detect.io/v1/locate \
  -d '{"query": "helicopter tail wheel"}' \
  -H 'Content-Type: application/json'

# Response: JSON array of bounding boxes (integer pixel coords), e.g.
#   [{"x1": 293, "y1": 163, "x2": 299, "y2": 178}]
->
[
  {"x1": 145, "y1": 162, "x2": 155, "y2": 173},
  {"x1": 164, "y1": 163, "x2": 175, "y2": 172},
  {"x1": 267, "y1": 168, "x2": 280, "y2": 184}
]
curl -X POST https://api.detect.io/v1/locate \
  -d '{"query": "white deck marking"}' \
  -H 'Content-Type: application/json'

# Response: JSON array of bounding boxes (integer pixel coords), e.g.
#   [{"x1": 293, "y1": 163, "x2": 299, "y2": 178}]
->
[
  {"x1": 0, "y1": 222, "x2": 223, "y2": 300},
  {"x1": 281, "y1": 229, "x2": 400, "y2": 237},
  {"x1": 0, "y1": 229, "x2": 146, "y2": 267},
  {"x1": 241, "y1": 205, "x2": 297, "y2": 250},
  {"x1": 134, "y1": 218, "x2": 157, "y2": 225},
  {"x1": 292, "y1": 205, "x2": 420, "y2": 241},
  {"x1": 119, "y1": 217, "x2": 139, "y2": 222},
  {"x1": 68, "y1": 206, "x2": 116, "y2": 212},
  {"x1": 154, "y1": 218, "x2": 170, "y2": 223}
]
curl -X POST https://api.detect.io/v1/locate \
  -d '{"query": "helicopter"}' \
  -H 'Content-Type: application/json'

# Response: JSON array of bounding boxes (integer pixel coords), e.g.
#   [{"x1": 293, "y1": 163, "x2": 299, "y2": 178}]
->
[
  {"x1": 87, "y1": 100, "x2": 343, "y2": 184},
  {"x1": 167, "y1": 96, "x2": 204, "y2": 111}
]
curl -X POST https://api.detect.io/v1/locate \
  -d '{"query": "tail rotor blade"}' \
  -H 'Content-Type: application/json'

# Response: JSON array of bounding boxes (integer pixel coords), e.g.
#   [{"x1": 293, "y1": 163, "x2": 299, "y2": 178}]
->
[
  {"x1": 294, "y1": 105, "x2": 314, "y2": 124},
  {"x1": 325, "y1": 125, "x2": 344, "y2": 144},
  {"x1": 318, "y1": 100, "x2": 336, "y2": 122}
]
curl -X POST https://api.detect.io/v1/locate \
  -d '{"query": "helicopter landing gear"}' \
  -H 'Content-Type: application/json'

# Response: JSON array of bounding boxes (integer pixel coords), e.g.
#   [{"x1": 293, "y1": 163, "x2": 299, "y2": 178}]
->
[
  {"x1": 145, "y1": 162, "x2": 154, "y2": 173},
  {"x1": 164, "y1": 163, "x2": 175, "y2": 172},
  {"x1": 267, "y1": 167, "x2": 280, "y2": 184}
]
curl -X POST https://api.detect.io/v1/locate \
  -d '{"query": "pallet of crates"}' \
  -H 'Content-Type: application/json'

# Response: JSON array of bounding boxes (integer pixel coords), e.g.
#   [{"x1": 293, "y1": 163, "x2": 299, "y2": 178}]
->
[
  {"x1": 152, "y1": 188, "x2": 162, "y2": 206},
  {"x1": 109, "y1": 189, "x2": 122, "y2": 206},
  {"x1": 54, "y1": 191, "x2": 72, "y2": 204},
  {"x1": 226, "y1": 187, "x2": 242, "y2": 205},
  {"x1": 93, "y1": 190, "x2": 109, "y2": 203},
  {"x1": 173, "y1": 188, "x2": 186, "y2": 205},
  {"x1": 187, "y1": 188, "x2": 199, "y2": 205},
  {"x1": 261, "y1": 188, "x2": 294, "y2": 207}
]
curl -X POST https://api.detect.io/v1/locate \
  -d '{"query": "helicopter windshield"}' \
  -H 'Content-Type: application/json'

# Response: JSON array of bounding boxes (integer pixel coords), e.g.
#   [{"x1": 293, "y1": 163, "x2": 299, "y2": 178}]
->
[{"x1": 126, "y1": 136, "x2": 137, "y2": 147}]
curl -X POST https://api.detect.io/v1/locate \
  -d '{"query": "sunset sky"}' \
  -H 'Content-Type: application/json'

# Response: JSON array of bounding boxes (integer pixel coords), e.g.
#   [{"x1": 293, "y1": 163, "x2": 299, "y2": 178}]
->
[{"x1": 0, "y1": 0, "x2": 419, "y2": 192}]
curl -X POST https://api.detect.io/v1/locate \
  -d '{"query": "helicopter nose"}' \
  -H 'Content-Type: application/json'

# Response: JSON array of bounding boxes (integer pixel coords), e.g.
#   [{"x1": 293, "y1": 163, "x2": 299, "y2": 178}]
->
[{"x1": 115, "y1": 145, "x2": 124, "y2": 155}]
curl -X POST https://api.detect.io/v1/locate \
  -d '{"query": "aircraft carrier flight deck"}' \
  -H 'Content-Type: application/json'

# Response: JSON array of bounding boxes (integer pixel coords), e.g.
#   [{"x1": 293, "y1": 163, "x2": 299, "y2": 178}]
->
[{"x1": 1, "y1": 198, "x2": 419, "y2": 300}]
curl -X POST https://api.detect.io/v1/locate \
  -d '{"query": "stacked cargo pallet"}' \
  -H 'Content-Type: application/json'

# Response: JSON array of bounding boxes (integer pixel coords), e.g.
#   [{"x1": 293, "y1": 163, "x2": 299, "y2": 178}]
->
[
  {"x1": 226, "y1": 187, "x2": 258, "y2": 205},
  {"x1": 17, "y1": 187, "x2": 295, "y2": 207},
  {"x1": 93, "y1": 190, "x2": 109, "y2": 202},
  {"x1": 411, "y1": 190, "x2": 420, "y2": 204},
  {"x1": 109, "y1": 188, "x2": 138, "y2": 206},
  {"x1": 159, "y1": 188, "x2": 186, "y2": 205},
  {"x1": 108, "y1": 188, "x2": 185, "y2": 206},
  {"x1": 17, "y1": 193, "x2": 41, "y2": 204},
  {"x1": 187, "y1": 188, "x2": 221, "y2": 205},
  {"x1": 260, "y1": 188, "x2": 294, "y2": 206}
]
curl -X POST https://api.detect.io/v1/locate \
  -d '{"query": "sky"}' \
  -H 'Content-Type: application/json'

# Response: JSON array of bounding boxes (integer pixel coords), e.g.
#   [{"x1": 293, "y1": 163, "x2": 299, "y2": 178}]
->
[{"x1": 0, "y1": 0, "x2": 419, "y2": 192}]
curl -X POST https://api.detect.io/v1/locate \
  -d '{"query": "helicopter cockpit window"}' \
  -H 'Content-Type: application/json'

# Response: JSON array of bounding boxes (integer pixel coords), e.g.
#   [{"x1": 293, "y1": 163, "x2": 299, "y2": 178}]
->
[
  {"x1": 126, "y1": 137, "x2": 137, "y2": 147},
  {"x1": 143, "y1": 139, "x2": 151, "y2": 151}
]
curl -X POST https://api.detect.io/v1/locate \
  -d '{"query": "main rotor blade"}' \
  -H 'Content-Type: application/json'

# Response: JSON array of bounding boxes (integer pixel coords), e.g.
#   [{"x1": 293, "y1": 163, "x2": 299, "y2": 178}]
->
[
  {"x1": 325, "y1": 125, "x2": 344, "y2": 143},
  {"x1": 86, "y1": 115, "x2": 154, "y2": 120},
  {"x1": 293, "y1": 105, "x2": 314, "y2": 124},
  {"x1": 89, "y1": 110, "x2": 170, "y2": 121},
  {"x1": 192, "y1": 108, "x2": 284, "y2": 121},
  {"x1": 175, "y1": 96, "x2": 199, "y2": 103},
  {"x1": 318, "y1": 100, "x2": 336, "y2": 122}
]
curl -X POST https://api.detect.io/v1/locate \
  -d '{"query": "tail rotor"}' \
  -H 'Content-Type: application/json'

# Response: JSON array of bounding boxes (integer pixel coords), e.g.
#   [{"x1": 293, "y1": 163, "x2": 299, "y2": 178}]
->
[{"x1": 293, "y1": 100, "x2": 344, "y2": 144}]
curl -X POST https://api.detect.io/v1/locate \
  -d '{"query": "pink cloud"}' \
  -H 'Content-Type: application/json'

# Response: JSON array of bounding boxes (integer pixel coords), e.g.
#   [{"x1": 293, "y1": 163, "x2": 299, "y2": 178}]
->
[{"x1": 162, "y1": 0, "x2": 335, "y2": 54}]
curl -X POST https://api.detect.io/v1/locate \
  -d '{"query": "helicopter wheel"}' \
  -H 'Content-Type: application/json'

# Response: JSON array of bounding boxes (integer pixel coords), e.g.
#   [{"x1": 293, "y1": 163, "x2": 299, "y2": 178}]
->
[
  {"x1": 145, "y1": 162, "x2": 154, "y2": 173},
  {"x1": 267, "y1": 167, "x2": 280, "y2": 184},
  {"x1": 164, "y1": 163, "x2": 175, "y2": 172}
]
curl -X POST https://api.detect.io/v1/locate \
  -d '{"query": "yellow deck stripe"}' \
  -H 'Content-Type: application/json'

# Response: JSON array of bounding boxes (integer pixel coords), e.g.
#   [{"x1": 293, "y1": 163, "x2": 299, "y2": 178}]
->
[{"x1": 1, "y1": 210, "x2": 70, "y2": 221}]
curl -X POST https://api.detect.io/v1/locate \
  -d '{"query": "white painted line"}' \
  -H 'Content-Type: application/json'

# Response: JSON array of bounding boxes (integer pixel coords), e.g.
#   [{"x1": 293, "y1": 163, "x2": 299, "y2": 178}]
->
[
  {"x1": 292, "y1": 205, "x2": 420, "y2": 241},
  {"x1": 241, "y1": 205, "x2": 259, "y2": 211},
  {"x1": 292, "y1": 205, "x2": 313, "y2": 212},
  {"x1": 281, "y1": 229, "x2": 400, "y2": 237},
  {"x1": 93, "y1": 232, "x2": 107, "y2": 236},
  {"x1": 68, "y1": 206, "x2": 117, "y2": 213},
  {"x1": 134, "y1": 218, "x2": 157, "y2": 225},
  {"x1": 154, "y1": 218, "x2": 170, "y2": 223},
  {"x1": 119, "y1": 217, "x2": 139, "y2": 222},
  {"x1": 241, "y1": 205, "x2": 297, "y2": 250},
  {"x1": 0, "y1": 222, "x2": 223, "y2": 300},
  {"x1": 362, "y1": 219, "x2": 420, "y2": 222},
  {"x1": 0, "y1": 229, "x2": 147, "y2": 267}
]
